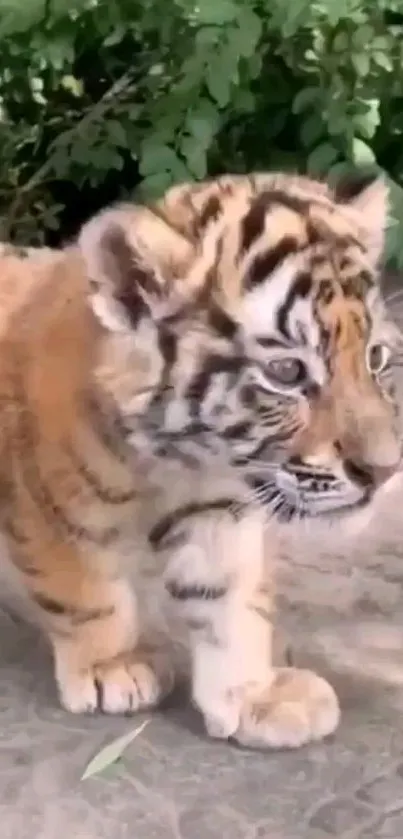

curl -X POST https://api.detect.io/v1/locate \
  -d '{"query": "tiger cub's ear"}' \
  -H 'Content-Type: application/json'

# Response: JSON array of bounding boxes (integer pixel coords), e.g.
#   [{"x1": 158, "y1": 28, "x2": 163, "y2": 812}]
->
[
  {"x1": 78, "y1": 203, "x2": 193, "y2": 333},
  {"x1": 334, "y1": 172, "x2": 389, "y2": 268}
]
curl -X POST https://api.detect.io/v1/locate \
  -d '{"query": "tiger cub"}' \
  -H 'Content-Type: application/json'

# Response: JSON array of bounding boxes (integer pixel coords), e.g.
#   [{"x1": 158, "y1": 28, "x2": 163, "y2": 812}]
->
[{"x1": 0, "y1": 171, "x2": 400, "y2": 749}]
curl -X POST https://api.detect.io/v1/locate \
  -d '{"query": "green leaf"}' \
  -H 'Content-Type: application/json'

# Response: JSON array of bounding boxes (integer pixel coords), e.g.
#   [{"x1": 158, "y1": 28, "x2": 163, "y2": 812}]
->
[
  {"x1": 230, "y1": 9, "x2": 262, "y2": 57},
  {"x1": 103, "y1": 26, "x2": 125, "y2": 47},
  {"x1": 186, "y1": 101, "x2": 219, "y2": 148},
  {"x1": 300, "y1": 114, "x2": 324, "y2": 148},
  {"x1": 107, "y1": 120, "x2": 128, "y2": 148},
  {"x1": 193, "y1": 0, "x2": 238, "y2": 25},
  {"x1": 328, "y1": 160, "x2": 353, "y2": 186},
  {"x1": 308, "y1": 142, "x2": 339, "y2": 175},
  {"x1": 352, "y1": 138, "x2": 376, "y2": 166},
  {"x1": 372, "y1": 36, "x2": 390, "y2": 50},
  {"x1": 140, "y1": 171, "x2": 174, "y2": 199},
  {"x1": 69, "y1": 140, "x2": 93, "y2": 166},
  {"x1": 175, "y1": 54, "x2": 206, "y2": 93},
  {"x1": 373, "y1": 52, "x2": 393, "y2": 72},
  {"x1": 292, "y1": 87, "x2": 319, "y2": 115},
  {"x1": 195, "y1": 26, "x2": 220, "y2": 47},
  {"x1": 206, "y1": 65, "x2": 232, "y2": 108},
  {"x1": 352, "y1": 52, "x2": 370, "y2": 77},
  {"x1": 90, "y1": 147, "x2": 124, "y2": 172},
  {"x1": 325, "y1": 0, "x2": 354, "y2": 26},
  {"x1": 81, "y1": 720, "x2": 150, "y2": 780},
  {"x1": 352, "y1": 99, "x2": 380, "y2": 140},
  {"x1": 352, "y1": 25, "x2": 374, "y2": 48},
  {"x1": 139, "y1": 143, "x2": 180, "y2": 176},
  {"x1": 384, "y1": 178, "x2": 403, "y2": 264},
  {"x1": 181, "y1": 136, "x2": 207, "y2": 178},
  {"x1": 231, "y1": 88, "x2": 256, "y2": 113},
  {"x1": 333, "y1": 32, "x2": 348, "y2": 52},
  {"x1": 168, "y1": 155, "x2": 190, "y2": 183}
]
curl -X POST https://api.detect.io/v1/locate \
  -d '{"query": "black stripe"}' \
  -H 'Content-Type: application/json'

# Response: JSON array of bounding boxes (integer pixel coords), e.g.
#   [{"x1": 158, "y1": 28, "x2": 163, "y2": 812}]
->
[
  {"x1": 221, "y1": 421, "x2": 251, "y2": 440},
  {"x1": 165, "y1": 581, "x2": 227, "y2": 601},
  {"x1": 14, "y1": 374, "x2": 120, "y2": 547},
  {"x1": 245, "y1": 237, "x2": 300, "y2": 288},
  {"x1": 3, "y1": 515, "x2": 44, "y2": 576},
  {"x1": 301, "y1": 381, "x2": 320, "y2": 400},
  {"x1": 248, "y1": 603, "x2": 273, "y2": 623},
  {"x1": 197, "y1": 195, "x2": 222, "y2": 232},
  {"x1": 63, "y1": 442, "x2": 136, "y2": 504},
  {"x1": 317, "y1": 278, "x2": 335, "y2": 305},
  {"x1": 158, "y1": 327, "x2": 178, "y2": 391},
  {"x1": 154, "y1": 440, "x2": 203, "y2": 470},
  {"x1": 240, "y1": 384, "x2": 256, "y2": 408},
  {"x1": 248, "y1": 174, "x2": 259, "y2": 193},
  {"x1": 158, "y1": 328, "x2": 177, "y2": 367},
  {"x1": 240, "y1": 196, "x2": 268, "y2": 254},
  {"x1": 245, "y1": 475, "x2": 280, "y2": 505},
  {"x1": 148, "y1": 327, "x2": 178, "y2": 412},
  {"x1": 207, "y1": 305, "x2": 237, "y2": 340},
  {"x1": 101, "y1": 225, "x2": 160, "y2": 327},
  {"x1": 239, "y1": 189, "x2": 311, "y2": 259},
  {"x1": 199, "y1": 353, "x2": 243, "y2": 377},
  {"x1": 255, "y1": 337, "x2": 288, "y2": 349},
  {"x1": 194, "y1": 235, "x2": 224, "y2": 309},
  {"x1": 334, "y1": 170, "x2": 377, "y2": 203},
  {"x1": 276, "y1": 271, "x2": 312, "y2": 340},
  {"x1": 154, "y1": 421, "x2": 210, "y2": 442},
  {"x1": 179, "y1": 190, "x2": 201, "y2": 238},
  {"x1": 33, "y1": 593, "x2": 114, "y2": 624},
  {"x1": 342, "y1": 270, "x2": 373, "y2": 298},
  {"x1": 149, "y1": 498, "x2": 239, "y2": 549},
  {"x1": 217, "y1": 179, "x2": 235, "y2": 197},
  {"x1": 21, "y1": 447, "x2": 120, "y2": 546},
  {"x1": 233, "y1": 429, "x2": 291, "y2": 468},
  {"x1": 84, "y1": 390, "x2": 129, "y2": 464},
  {"x1": 250, "y1": 424, "x2": 299, "y2": 449},
  {"x1": 186, "y1": 353, "x2": 243, "y2": 407},
  {"x1": 10, "y1": 553, "x2": 43, "y2": 577}
]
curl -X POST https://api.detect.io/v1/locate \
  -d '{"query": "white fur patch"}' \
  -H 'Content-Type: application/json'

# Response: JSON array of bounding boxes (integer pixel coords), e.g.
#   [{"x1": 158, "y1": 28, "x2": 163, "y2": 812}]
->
[{"x1": 91, "y1": 292, "x2": 131, "y2": 333}]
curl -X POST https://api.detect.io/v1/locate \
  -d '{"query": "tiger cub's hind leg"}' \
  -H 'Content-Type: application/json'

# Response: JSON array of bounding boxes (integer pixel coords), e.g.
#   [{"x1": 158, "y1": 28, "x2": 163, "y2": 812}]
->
[
  {"x1": 49, "y1": 574, "x2": 174, "y2": 715},
  {"x1": 9, "y1": 537, "x2": 174, "y2": 714}
]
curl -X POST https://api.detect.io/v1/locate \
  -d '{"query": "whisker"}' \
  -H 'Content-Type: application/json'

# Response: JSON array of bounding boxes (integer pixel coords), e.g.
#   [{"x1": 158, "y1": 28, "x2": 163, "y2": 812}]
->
[
  {"x1": 228, "y1": 482, "x2": 272, "y2": 518},
  {"x1": 232, "y1": 454, "x2": 281, "y2": 469},
  {"x1": 228, "y1": 489, "x2": 261, "y2": 519}
]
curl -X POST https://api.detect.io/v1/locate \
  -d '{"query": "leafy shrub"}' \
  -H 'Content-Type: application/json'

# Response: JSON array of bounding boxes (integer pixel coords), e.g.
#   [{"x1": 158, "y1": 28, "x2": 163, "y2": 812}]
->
[{"x1": 1, "y1": 0, "x2": 403, "y2": 265}]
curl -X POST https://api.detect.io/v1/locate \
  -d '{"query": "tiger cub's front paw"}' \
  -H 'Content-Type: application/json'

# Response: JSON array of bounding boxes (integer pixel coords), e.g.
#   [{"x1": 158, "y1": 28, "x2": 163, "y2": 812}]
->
[
  {"x1": 56, "y1": 648, "x2": 175, "y2": 714},
  {"x1": 201, "y1": 668, "x2": 340, "y2": 749},
  {"x1": 234, "y1": 667, "x2": 340, "y2": 749}
]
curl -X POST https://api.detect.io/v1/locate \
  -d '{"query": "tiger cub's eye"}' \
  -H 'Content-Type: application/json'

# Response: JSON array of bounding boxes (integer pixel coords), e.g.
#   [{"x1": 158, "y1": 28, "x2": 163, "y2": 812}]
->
[{"x1": 266, "y1": 357, "x2": 307, "y2": 386}]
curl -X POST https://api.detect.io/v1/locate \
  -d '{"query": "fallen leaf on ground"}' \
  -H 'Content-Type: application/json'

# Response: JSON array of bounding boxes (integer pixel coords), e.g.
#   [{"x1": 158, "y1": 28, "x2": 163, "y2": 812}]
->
[{"x1": 81, "y1": 719, "x2": 150, "y2": 780}]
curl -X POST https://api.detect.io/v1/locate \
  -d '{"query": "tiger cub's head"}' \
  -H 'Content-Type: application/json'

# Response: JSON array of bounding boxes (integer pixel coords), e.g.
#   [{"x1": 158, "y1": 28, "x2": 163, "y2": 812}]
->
[{"x1": 79, "y1": 172, "x2": 402, "y2": 522}]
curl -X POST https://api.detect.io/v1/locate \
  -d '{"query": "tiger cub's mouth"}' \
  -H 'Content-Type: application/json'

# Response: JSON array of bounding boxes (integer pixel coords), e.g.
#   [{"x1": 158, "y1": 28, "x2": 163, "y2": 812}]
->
[{"x1": 246, "y1": 459, "x2": 400, "y2": 522}]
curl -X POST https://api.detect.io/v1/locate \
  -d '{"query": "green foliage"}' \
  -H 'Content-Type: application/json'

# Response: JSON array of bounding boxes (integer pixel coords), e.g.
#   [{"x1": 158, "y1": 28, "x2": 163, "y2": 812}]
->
[{"x1": 1, "y1": 0, "x2": 403, "y2": 265}]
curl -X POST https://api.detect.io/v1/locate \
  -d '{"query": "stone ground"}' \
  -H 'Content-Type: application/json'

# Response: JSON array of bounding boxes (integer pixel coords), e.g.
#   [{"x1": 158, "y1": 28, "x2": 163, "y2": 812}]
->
[{"x1": 2, "y1": 285, "x2": 403, "y2": 839}]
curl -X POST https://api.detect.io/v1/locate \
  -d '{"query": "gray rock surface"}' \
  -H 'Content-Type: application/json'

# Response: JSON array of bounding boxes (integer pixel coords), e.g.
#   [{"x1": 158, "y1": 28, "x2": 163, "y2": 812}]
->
[{"x1": 2, "y1": 281, "x2": 403, "y2": 839}]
